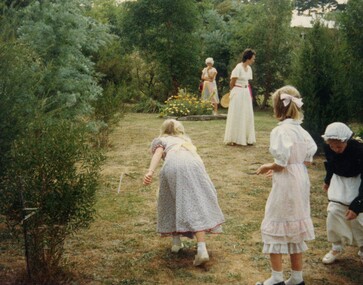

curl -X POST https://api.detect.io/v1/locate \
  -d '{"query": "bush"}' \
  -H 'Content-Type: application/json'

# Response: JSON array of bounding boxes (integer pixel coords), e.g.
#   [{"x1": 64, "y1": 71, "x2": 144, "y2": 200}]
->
[
  {"x1": 356, "y1": 128, "x2": 363, "y2": 140},
  {"x1": 0, "y1": 1, "x2": 109, "y2": 282},
  {"x1": 160, "y1": 89, "x2": 213, "y2": 117},
  {"x1": 93, "y1": 82, "x2": 126, "y2": 124},
  {"x1": 0, "y1": 118, "x2": 102, "y2": 282},
  {"x1": 133, "y1": 96, "x2": 164, "y2": 113}
]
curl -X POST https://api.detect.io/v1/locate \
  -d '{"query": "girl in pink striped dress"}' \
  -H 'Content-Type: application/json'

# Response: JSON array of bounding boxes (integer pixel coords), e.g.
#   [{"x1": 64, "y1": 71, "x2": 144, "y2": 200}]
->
[{"x1": 256, "y1": 86, "x2": 317, "y2": 285}]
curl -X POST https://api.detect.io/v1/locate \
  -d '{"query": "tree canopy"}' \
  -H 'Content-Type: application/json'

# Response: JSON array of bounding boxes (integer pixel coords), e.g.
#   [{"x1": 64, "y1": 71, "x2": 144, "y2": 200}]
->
[{"x1": 121, "y1": 0, "x2": 201, "y2": 99}]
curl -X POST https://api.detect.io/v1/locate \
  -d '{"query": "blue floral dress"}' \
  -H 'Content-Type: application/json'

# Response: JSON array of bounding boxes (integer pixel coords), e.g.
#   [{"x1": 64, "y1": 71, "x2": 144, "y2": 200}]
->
[{"x1": 151, "y1": 135, "x2": 225, "y2": 237}]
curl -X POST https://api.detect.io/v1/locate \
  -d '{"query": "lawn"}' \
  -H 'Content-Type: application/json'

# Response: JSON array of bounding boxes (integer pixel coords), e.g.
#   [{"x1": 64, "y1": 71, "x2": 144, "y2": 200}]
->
[{"x1": 1, "y1": 111, "x2": 362, "y2": 285}]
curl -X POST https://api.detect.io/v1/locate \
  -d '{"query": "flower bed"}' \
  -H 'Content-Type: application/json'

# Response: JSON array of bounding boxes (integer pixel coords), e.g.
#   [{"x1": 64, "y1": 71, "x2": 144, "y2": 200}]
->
[{"x1": 160, "y1": 90, "x2": 213, "y2": 117}]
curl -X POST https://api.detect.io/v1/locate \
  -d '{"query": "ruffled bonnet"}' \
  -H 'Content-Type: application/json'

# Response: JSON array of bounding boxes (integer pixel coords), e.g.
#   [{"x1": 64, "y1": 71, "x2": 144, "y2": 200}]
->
[{"x1": 321, "y1": 122, "x2": 353, "y2": 142}]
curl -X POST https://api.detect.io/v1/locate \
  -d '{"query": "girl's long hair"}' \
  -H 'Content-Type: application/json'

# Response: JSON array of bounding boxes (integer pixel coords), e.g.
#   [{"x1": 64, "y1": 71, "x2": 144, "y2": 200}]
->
[
  {"x1": 272, "y1": 85, "x2": 303, "y2": 121},
  {"x1": 160, "y1": 119, "x2": 185, "y2": 137}
]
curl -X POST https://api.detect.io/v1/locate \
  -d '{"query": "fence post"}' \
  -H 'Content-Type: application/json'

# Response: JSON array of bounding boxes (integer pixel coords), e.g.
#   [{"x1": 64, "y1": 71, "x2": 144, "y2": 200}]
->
[{"x1": 20, "y1": 185, "x2": 32, "y2": 280}]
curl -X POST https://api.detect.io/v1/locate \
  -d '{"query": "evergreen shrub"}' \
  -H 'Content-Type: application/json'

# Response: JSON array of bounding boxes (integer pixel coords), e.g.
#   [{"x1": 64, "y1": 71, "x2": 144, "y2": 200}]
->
[{"x1": 0, "y1": 118, "x2": 102, "y2": 281}]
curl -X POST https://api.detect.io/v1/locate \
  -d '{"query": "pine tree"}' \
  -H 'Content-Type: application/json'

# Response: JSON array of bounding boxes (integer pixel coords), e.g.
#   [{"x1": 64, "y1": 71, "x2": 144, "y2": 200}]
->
[
  {"x1": 121, "y1": 0, "x2": 201, "y2": 99},
  {"x1": 291, "y1": 22, "x2": 349, "y2": 147}
]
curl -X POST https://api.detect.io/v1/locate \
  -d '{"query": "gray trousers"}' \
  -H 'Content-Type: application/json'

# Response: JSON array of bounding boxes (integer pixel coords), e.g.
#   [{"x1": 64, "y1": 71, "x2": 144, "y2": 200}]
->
[{"x1": 327, "y1": 202, "x2": 363, "y2": 248}]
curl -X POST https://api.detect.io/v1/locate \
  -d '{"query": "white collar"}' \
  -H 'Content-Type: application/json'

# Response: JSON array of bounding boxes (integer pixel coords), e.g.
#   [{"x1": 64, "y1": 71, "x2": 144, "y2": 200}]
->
[{"x1": 278, "y1": 118, "x2": 302, "y2": 126}]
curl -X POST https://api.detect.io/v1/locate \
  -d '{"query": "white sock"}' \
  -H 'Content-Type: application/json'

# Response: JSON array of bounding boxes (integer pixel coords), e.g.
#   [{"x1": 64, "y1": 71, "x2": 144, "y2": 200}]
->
[
  {"x1": 285, "y1": 270, "x2": 303, "y2": 285},
  {"x1": 197, "y1": 242, "x2": 207, "y2": 255},
  {"x1": 332, "y1": 243, "x2": 343, "y2": 252},
  {"x1": 172, "y1": 235, "x2": 181, "y2": 246},
  {"x1": 262, "y1": 270, "x2": 284, "y2": 285},
  {"x1": 358, "y1": 247, "x2": 363, "y2": 256}
]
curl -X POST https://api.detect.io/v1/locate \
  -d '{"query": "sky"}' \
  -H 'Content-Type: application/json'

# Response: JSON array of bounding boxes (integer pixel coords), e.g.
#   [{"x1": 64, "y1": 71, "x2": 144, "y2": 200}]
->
[
  {"x1": 115, "y1": 0, "x2": 348, "y2": 29},
  {"x1": 291, "y1": 0, "x2": 348, "y2": 28},
  {"x1": 291, "y1": 11, "x2": 336, "y2": 28}
]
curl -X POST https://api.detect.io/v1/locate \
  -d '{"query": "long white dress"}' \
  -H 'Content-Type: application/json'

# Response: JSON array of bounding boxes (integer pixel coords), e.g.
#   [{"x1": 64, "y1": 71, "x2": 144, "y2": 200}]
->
[
  {"x1": 151, "y1": 136, "x2": 225, "y2": 238},
  {"x1": 224, "y1": 63, "x2": 255, "y2": 145},
  {"x1": 261, "y1": 119, "x2": 317, "y2": 254}
]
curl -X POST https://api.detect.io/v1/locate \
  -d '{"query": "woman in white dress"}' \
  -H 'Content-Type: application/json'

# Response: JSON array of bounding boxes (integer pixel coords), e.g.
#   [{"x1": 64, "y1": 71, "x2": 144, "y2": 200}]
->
[
  {"x1": 256, "y1": 86, "x2": 317, "y2": 285},
  {"x1": 201, "y1": 57, "x2": 219, "y2": 115},
  {"x1": 224, "y1": 48, "x2": 256, "y2": 146}
]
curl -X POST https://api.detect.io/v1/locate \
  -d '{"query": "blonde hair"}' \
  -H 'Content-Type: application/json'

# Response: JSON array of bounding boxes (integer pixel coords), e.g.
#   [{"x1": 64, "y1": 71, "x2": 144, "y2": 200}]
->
[
  {"x1": 272, "y1": 85, "x2": 303, "y2": 121},
  {"x1": 160, "y1": 119, "x2": 185, "y2": 137}
]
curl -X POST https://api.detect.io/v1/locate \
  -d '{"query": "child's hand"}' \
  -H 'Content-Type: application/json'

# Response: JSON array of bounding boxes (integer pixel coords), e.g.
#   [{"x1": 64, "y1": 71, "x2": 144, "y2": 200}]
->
[
  {"x1": 265, "y1": 170, "x2": 273, "y2": 178},
  {"x1": 256, "y1": 163, "x2": 272, "y2": 175},
  {"x1": 346, "y1": 209, "x2": 357, "y2": 220},
  {"x1": 143, "y1": 171, "x2": 154, "y2": 185},
  {"x1": 322, "y1": 183, "x2": 329, "y2": 192}
]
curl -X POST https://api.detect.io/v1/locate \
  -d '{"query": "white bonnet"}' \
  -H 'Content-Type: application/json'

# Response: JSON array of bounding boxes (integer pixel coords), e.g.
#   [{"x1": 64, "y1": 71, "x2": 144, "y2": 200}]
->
[
  {"x1": 322, "y1": 122, "x2": 353, "y2": 142},
  {"x1": 205, "y1": 57, "x2": 214, "y2": 65}
]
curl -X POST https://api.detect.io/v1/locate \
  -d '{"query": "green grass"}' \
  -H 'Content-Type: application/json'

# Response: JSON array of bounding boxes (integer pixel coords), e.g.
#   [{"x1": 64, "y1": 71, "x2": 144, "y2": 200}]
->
[{"x1": 1, "y1": 111, "x2": 362, "y2": 285}]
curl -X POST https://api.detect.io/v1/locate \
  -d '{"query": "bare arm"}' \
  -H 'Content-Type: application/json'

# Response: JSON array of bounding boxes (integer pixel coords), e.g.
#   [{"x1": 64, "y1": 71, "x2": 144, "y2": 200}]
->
[
  {"x1": 143, "y1": 147, "x2": 163, "y2": 185},
  {"x1": 346, "y1": 210, "x2": 358, "y2": 220},
  {"x1": 230, "y1": 77, "x2": 237, "y2": 89},
  {"x1": 202, "y1": 67, "x2": 217, "y2": 82},
  {"x1": 256, "y1": 162, "x2": 284, "y2": 175},
  {"x1": 322, "y1": 183, "x2": 329, "y2": 192},
  {"x1": 209, "y1": 69, "x2": 217, "y2": 82}
]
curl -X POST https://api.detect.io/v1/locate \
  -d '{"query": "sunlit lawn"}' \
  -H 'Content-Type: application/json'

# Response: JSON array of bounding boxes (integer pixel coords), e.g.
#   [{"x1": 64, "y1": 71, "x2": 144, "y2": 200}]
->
[{"x1": 1, "y1": 111, "x2": 362, "y2": 284}]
